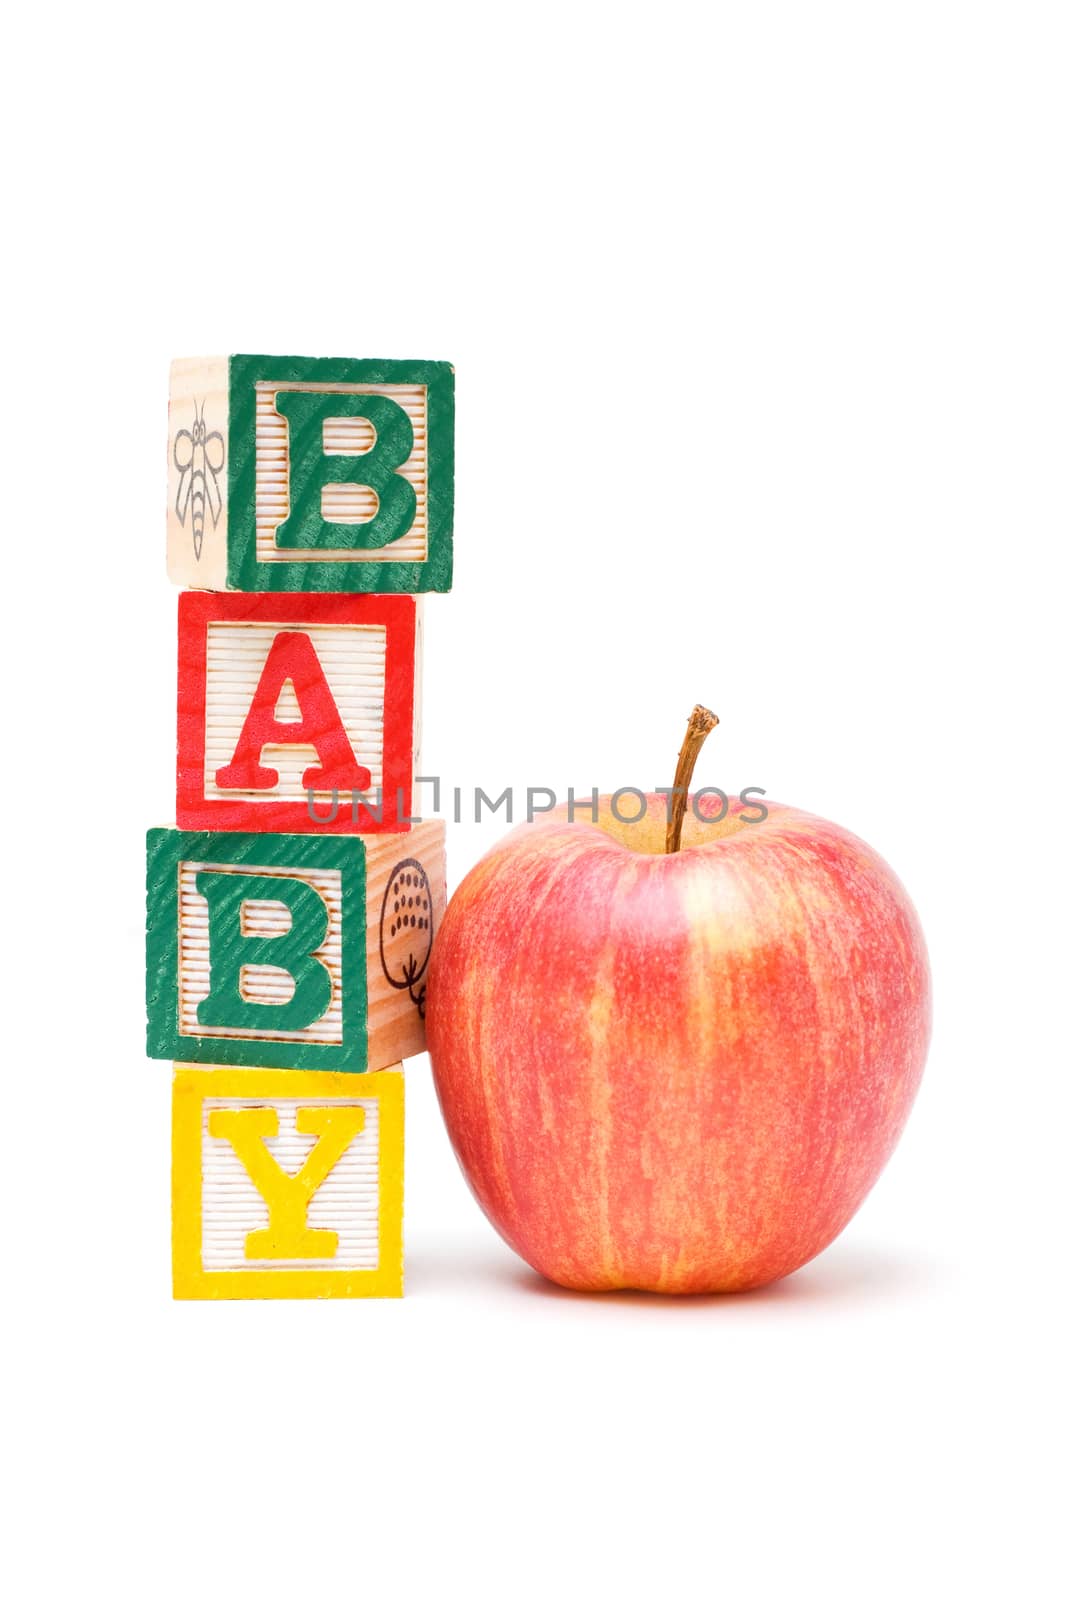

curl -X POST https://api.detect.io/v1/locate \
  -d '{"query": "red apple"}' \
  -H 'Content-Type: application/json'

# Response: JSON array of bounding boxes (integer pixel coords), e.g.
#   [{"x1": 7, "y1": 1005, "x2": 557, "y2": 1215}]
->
[{"x1": 426, "y1": 777, "x2": 930, "y2": 1294}]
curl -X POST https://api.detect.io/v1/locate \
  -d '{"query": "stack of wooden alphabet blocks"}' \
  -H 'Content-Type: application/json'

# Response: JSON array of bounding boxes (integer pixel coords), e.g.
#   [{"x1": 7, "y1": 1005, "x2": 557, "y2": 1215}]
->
[{"x1": 146, "y1": 355, "x2": 453, "y2": 1299}]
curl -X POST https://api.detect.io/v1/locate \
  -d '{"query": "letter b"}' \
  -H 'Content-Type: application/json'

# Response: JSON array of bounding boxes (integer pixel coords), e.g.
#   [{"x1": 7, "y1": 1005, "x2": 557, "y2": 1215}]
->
[
  {"x1": 195, "y1": 871, "x2": 332, "y2": 1033},
  {"x1": 274, "y1": 391, "x2": 417, "y2": 552}
]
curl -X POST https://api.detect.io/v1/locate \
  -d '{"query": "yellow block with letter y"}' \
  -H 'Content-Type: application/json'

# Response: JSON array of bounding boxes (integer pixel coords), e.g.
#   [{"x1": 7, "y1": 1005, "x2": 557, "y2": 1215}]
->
[{"x1": 172, "y1": 1066, "x2": 403, "y2": 1299}]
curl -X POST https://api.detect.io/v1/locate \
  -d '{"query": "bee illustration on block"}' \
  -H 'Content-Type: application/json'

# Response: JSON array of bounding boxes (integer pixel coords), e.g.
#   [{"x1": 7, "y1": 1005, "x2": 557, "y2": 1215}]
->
[
  {"x1": 173, "y1": 399, "x2": 225, "y2": 560},
  {"x1": 380, "y1": 859, "x2": 434, "y2": 1019}
]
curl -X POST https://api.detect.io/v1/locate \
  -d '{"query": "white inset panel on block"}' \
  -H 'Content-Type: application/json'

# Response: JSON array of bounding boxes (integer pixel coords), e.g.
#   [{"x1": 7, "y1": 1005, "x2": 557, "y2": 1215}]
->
[
  {"x1": 200, "y1": 1096, "x2": 380, "y2": 1272},
  {"x1": 178, "y1": 863, "x2": 343, "y2": 1044},
  {"x1": 203, "y1": 620, "x2": 386, "y2": 803},
  {"x1": 256, "y1": 382, "x2": 428, "y2": 564}
]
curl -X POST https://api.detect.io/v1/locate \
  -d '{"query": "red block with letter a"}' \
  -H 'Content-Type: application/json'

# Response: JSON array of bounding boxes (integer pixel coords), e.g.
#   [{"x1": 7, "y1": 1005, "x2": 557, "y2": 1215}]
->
[{"x1": 177, "y1": 593, "x2": 419, "y2": 833}]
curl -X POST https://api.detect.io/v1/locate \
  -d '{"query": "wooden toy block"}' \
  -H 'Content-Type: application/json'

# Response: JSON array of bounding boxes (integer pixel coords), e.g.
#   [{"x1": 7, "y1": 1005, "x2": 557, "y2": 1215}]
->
[
  {"x1": 167, "y1": 354, "x2": 454, "y2": 594},
  {"x1": 176, "y1": 591, "x2": 420, "y2": 833},
  {"x1": 147, "y1": 822, "x2": 445, "y2": 1073},
  {"x1": 172, "y1": 1065, "x2": 404, "y2": 1299}
]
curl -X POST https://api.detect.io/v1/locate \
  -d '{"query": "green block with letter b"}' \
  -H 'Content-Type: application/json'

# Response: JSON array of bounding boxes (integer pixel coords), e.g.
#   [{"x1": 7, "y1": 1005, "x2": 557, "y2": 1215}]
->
[
  {"x1": 166, "y1": 354, "x2": 454, "y2": 593},
  {"x1": 146, "y1": 829, "x2": 370, "y2": 1072}
]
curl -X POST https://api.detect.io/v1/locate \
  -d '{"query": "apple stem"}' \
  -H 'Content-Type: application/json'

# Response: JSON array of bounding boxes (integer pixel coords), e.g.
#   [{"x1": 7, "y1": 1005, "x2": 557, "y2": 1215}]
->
[{"x1": 666, "y1": 705, "x2": 719, "y2": 853}]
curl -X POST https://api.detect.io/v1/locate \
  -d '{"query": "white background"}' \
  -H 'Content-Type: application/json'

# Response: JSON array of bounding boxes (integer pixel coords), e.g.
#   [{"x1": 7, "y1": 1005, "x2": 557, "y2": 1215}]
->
[{"x1": 4, "y1": 4, "x2": 1064, "y2": 1597}]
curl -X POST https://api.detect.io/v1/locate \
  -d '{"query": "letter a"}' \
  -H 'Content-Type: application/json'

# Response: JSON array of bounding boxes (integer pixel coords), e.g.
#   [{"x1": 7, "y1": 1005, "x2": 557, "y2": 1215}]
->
[{"x1": 215, "y1": 629, "x2": 371, "y2": 791}]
